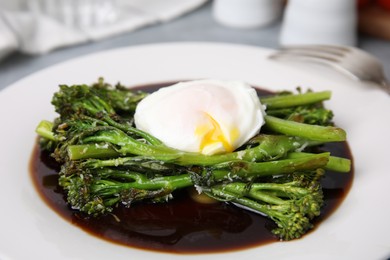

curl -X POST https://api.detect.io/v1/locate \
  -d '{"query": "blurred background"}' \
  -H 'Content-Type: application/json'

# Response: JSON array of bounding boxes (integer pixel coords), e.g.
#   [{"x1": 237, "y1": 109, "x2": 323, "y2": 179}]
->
[{"x1": 0, "y1": 0, "x2": 389, "y2": 90}]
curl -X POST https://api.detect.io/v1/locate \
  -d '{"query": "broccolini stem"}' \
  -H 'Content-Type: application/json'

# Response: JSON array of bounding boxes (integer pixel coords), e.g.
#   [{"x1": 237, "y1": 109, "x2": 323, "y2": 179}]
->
[
  {"x1": 67, "y1": 134, "x2": 317, "y2": 165},
  {"x1": 261, "y1": 91, "x2": 331, "y2": 109},
  {"x1": 211, "y1": 152, "x2": 329, "y2": 180},
  {"x1": 264, "y1": 115, "x2": 346, "y2": 142},
  {"x1": 215, "y1": 182, "x2": 287, "y2": 205},
  {"x1": 103, "y1": 116, "x2": 163, "y2": 145},
  {"x1": 287, "y1": 152, "x2": 351, "y2": 172},
  {"x1": 209, "y1": 186, "x2": 284, "y2": 219},
  {"x1": 35, "y1": 120, "x2": 57, "y2": 141},
  {"x1": 67, "y1": 144, "x2": 120, "y2": 159},
  {"x1": 80, "y1": 128, "x2": 180, "y2": 159},
  {"x1": 100, "y1": 170, "x2": 193, "y2": 191}
]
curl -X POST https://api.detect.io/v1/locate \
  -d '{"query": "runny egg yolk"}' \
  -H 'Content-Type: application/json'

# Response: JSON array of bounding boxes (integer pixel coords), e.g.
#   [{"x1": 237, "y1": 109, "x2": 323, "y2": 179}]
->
[{"x1": 195, "y1": 112, "x2": 239, "y2": 155}]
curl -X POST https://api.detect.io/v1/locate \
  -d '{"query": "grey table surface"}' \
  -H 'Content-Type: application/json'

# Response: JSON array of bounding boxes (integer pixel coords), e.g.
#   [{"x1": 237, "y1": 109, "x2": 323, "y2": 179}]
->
[{"x1": 1, "y1": 2, "x2": 390, "y2": 91}]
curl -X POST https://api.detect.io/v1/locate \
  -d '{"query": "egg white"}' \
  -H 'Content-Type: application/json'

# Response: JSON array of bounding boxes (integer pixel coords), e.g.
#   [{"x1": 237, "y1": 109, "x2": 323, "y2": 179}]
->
[{"x1": 134, "y1": 79, "x2": 265, "y2": 155}]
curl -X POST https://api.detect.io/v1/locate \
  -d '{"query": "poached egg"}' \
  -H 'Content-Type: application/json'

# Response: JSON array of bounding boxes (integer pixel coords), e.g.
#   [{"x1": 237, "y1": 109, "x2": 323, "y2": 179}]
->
[{"x1": 134, "y1": 79, "x2": 265, "y2": 155}]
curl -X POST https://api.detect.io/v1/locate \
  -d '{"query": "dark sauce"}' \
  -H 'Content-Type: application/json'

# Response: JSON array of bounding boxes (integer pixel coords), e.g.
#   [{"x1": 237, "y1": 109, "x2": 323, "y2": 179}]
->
[{"x1": 29, "y1": 82, "x2": 354, "y2": 254}]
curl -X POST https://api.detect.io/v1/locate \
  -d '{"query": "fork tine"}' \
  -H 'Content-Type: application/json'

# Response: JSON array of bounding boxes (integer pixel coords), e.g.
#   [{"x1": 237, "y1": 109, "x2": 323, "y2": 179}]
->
[
  {"x1": 278, "y1": 47, "x2": 345, "y2": 61},
  {"x1": 269, "y1": 51, "x2": 341, "y2": 63},
  {"x1": 269, "y1": 50, "x2": 360, "y2": 83},
  {"x1": 282, "y1": 45, "x2": 350, "y2": 56},
  {"x1": 270, "y1": 45, "x2": 390, "y2": 95}
]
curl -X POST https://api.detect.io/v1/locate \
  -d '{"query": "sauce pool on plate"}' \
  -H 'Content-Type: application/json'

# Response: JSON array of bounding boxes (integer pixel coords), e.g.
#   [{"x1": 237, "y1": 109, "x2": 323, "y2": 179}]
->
[{"x1": 29, "y1": 83, "x2": 354, "y2": 254}]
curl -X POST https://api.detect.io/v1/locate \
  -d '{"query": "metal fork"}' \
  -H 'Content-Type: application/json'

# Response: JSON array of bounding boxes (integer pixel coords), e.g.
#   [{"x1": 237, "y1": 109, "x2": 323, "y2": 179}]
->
[{"x1": 269, "y1": 45, "x2": 390, "y2": 95}]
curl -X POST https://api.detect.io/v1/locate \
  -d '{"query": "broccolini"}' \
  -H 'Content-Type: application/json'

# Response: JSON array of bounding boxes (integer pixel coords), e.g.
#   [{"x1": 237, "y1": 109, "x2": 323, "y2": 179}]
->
[{"x1": 35, "y1": 79, "x2": 351, "y2": 241}]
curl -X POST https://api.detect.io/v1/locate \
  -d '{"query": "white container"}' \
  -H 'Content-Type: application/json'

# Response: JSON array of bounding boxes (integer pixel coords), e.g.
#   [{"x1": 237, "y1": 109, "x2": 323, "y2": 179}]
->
[
  {"x1": 213, "y1": 0, "x2": 284, "y2": 29},
  {"x1": 280, "y1": 0, "x2": 357, "y2": 46}
]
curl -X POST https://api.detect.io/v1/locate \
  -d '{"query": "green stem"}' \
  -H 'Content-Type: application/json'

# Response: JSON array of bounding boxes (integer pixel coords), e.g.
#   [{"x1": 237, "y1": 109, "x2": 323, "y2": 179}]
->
[
  {"x1": 68, "y1": 134, "x2": 315, "y2": 166},
  {"x1": 218, "y1": 182, "x2": 286, "y2": 205},
  {"x1": 264, "y1": 115, "x2": 346, "y2": 142},
  {"x1": 287, "y1": 152, "x2": 351, "y2": 172},
  {"x1": 261, "y1": 91, "x2": 331, "y2": 109},
  {"x1": 212, "y1": 152, "x2": 329, "y2": 181},
  {"x1": 35, "y1": 120, "x2": 57, "y2": 141},
  {"x1": 209, "y1": 186, "x2": 276, "y2": 217},
  {"x1": 67, "y1": 144, "x2": 120, "y2": 159},
  {"x1": 103, "y1": 116, "x2": 162, "y2": 145},
  {"x1": 113, "y1": 172, "x2": 193, "y2": 191}
]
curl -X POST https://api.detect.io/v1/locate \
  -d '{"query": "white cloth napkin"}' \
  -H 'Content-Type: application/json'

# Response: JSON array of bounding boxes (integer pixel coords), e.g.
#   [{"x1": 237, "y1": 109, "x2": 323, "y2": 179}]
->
[{"x1": 0, "y1": 0, "x2": 207, "y2": 60}]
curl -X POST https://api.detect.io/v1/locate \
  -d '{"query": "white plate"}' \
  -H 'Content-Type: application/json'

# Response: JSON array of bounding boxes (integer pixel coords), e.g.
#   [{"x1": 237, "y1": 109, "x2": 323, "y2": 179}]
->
[{"x1": 0, "y1": 42, "x2": 389, "y2": 260}]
